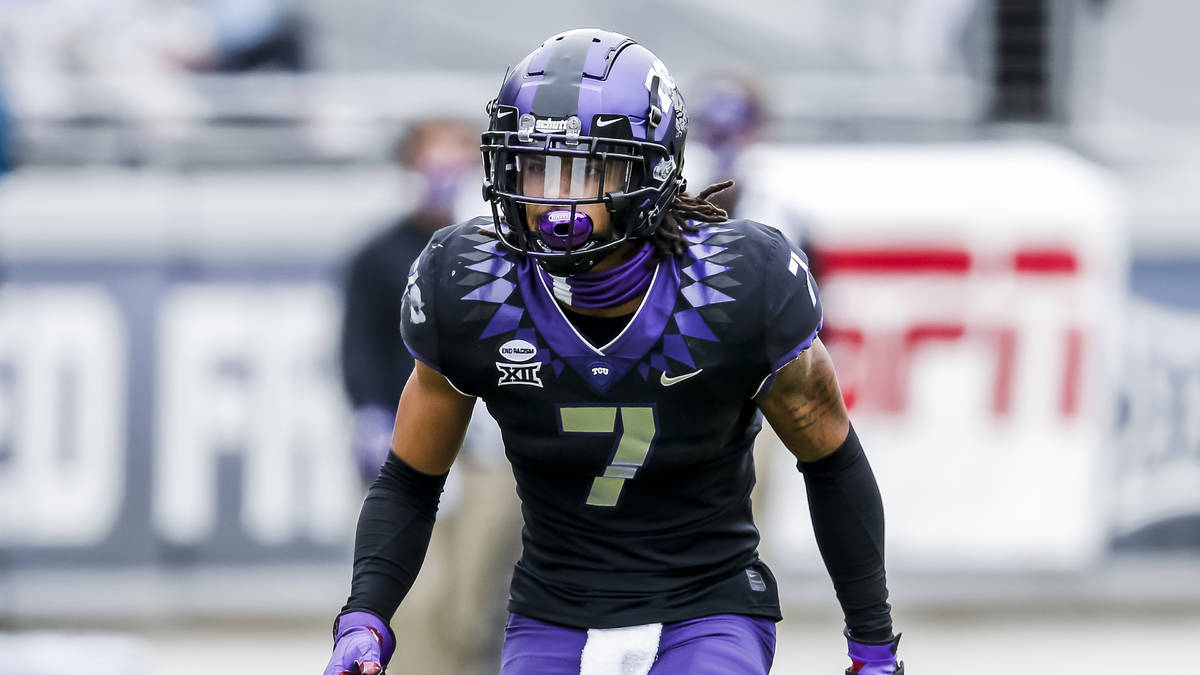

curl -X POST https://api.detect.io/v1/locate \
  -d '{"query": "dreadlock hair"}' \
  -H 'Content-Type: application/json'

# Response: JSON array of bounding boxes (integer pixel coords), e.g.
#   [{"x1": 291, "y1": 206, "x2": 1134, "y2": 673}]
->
[{"x1": 653, "y1": 180, "x2": 734, "y2": 258}]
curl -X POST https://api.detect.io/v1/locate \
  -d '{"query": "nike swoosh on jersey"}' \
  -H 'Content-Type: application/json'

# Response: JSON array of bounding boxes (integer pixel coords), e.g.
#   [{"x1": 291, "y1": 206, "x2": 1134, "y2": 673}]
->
[{"x1": 660, "y1": 369, "x2": 703, "y2": 386}]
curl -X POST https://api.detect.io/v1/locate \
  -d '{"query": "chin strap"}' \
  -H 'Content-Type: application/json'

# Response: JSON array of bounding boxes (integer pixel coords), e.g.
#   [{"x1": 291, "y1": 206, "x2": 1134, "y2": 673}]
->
[{"x1": 539, "y1": 241, "x2": 656, "y2": 308}]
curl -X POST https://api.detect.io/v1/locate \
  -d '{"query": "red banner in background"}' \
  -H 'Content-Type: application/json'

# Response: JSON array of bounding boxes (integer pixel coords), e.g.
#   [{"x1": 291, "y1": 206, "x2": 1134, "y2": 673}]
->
[
  {"x1": 814, "y1": 245, "x2": 1084, "y2": 421},
  {"x1": 742, "y1": 142, "x2": 1125, "y2": 573}
]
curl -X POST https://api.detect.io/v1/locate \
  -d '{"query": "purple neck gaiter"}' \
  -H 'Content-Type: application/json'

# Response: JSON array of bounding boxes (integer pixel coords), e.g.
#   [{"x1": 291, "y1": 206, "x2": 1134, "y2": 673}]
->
[{"x1": 540, "y1": 242, "x2": 656, "y2": 309}]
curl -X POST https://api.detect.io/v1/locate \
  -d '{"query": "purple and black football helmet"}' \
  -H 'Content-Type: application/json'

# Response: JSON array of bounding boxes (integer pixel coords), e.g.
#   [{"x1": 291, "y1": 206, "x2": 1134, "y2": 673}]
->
[{"x1": 482, "y1": 29, "x2": 688, "y2": 275}]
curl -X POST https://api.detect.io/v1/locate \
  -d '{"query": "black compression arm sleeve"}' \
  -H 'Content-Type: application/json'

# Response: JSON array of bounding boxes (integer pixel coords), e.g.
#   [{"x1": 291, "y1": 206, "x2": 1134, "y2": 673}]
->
[
  {"x1": 341, "y1": 452, "x2": 447, "y2": 620},
  {"x1": 798, "y1": 425, "x2": 894, "y2": 641}
]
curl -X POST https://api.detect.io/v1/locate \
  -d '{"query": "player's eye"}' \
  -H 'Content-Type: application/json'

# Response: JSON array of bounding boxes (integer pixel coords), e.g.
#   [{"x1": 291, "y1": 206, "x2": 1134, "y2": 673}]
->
[{"x1": 520, "y1": 156, "x2": 547, "y2": 175}]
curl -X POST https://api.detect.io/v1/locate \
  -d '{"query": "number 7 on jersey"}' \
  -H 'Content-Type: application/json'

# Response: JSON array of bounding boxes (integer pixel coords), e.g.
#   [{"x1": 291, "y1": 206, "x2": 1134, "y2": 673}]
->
[{"x1": 558, "y1": 406, "x2": 658, "y2": 507}]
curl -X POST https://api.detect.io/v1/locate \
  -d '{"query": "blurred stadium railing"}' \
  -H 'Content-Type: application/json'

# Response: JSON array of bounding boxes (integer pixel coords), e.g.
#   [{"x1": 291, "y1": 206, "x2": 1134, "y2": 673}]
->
[{"x1": 7, "y1": 70, "x2": 986, "y2": 171}]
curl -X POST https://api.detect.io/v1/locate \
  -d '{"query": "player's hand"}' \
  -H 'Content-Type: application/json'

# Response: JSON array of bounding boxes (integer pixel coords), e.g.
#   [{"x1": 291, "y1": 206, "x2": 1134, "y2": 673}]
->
[
  {"x1": 845, "y1": 630, "x2": 903, "y2": 675},
  {"x1": 352, "y1": 405, "x2": 396, "y2": 484},
  {"x1": 324, "y1": 611, "x2": 395, "y2": 675}
]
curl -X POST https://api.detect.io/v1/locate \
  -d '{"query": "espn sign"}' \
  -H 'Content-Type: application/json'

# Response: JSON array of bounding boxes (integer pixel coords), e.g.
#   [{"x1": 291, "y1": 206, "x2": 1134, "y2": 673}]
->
[
  {"x1": 818, "y1": 245, "x2": 1086, "y2": 421},
  {"x1": 750, "y1": 142, "x2": 1125, "y2": 572}
]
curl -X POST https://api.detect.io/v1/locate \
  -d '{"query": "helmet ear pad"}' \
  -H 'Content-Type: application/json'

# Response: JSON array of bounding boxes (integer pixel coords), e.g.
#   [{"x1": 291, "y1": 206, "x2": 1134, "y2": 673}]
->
[
  {"x1": 606, "y1": 169, "x2": 685, "y2": 240},
  {"x1": 603, "y1": 190, "x2": 640, "y2": 237}
]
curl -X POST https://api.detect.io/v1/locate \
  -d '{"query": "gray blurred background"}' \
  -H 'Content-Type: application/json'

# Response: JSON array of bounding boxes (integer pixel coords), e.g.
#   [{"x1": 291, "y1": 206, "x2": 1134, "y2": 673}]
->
[{"x1": 1, "y1": 1, "x2": 1198, "y2": 673}]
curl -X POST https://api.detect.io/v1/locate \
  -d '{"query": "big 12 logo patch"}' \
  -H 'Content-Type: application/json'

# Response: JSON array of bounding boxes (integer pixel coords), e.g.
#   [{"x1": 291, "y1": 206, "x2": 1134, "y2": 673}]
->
[{"x1": 496, "y1": 361, "x2": 543, "y2": 387}]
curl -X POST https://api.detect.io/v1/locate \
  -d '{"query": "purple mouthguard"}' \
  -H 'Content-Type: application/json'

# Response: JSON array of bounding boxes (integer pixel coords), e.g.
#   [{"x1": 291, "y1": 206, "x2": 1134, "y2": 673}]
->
[{"x1": 538, "y1": 210, "x2": 593, "y2": 250}]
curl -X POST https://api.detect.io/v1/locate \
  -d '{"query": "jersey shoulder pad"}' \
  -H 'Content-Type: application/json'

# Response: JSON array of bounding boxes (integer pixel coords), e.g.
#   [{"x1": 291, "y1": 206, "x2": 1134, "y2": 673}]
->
[
  {"x1": 400, "y1": 217, "x2": 498, "y2": 377},
  {"x1": 726, "y1": 220, "x2": 823, "y2": 394}
]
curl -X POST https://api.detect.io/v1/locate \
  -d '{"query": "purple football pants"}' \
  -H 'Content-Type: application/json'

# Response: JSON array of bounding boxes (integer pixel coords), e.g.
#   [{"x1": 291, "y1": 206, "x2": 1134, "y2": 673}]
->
[{"x1": 500, "y1": 612, "x2": 776, "y2": 674}]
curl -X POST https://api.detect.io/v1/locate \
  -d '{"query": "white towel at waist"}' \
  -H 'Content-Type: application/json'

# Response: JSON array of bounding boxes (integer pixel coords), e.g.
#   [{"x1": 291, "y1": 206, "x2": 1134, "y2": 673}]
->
[{"x1": 579, "y1": 621, "x2": 663, "y2": 675}]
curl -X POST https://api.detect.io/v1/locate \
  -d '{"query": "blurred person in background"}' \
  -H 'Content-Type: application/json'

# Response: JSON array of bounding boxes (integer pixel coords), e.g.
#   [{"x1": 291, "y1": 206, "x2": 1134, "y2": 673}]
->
[
  {"x1": 685, "y1": 74, "x2": 802, "y2": 535},
  {"x1": 339, "y1": 117, "x2": 518, "y2": 675},
  {"x1": 325, "y1": 29, "x2": 902, "y2": 675},
  {"x1": 340, "y1": 118, "x2": 479, "y2": 486},
  {"x1": 686, "y1": 73, "x2": 819, "y2": 258},
  {"x1": 685, "y1": 76, "x2": 820, "y2": 534},
  {"x1": 685, "y1": 74, "x2": 765, "y2": 218},
  {"x1": 199, "y1": 0, "x2": 308, "y2": 72}
]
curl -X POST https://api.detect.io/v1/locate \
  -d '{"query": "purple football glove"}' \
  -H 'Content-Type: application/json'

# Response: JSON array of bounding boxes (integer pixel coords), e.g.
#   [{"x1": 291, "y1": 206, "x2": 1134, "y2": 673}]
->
[
  {"x1": 324, "y1": 611, "x2": 395, "y2": 675},
  {"x1": 846, "y1": 630, "x2": 903, "y2": 675}
]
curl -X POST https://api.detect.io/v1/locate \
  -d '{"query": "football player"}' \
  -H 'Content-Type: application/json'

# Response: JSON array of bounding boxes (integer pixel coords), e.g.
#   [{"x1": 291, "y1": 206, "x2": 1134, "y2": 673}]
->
[{"x1": 324, "y1": 28, "x2": 903, "y2": 675}]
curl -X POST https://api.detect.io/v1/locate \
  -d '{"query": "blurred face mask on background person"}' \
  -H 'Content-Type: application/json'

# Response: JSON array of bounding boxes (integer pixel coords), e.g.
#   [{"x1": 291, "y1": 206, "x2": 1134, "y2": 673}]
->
[
  {"x1": 415, "y1": 164, "x2": 471, "y2": 214},
  {"x1": 407, "y1": 123, "x2": 480, "y2": 218}
]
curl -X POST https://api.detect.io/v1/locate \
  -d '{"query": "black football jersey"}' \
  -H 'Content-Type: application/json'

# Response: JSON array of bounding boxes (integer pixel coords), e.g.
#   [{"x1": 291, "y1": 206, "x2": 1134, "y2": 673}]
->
[{"x1": 401, "y1": 217, "x2": 822, "y2": 628}]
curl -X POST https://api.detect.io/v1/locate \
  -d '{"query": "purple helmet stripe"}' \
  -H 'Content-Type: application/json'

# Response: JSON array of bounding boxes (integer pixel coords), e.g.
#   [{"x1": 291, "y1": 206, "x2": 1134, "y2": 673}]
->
[
  {"x1": 513, "y1": 80, "x2": 539, "y2": 122},
  {"x1": 582, "y1": 33, "x2": 631, "y2": 78},
  {"x1": 582, "y1": 38, "x2": 610, "y2": 80}
]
